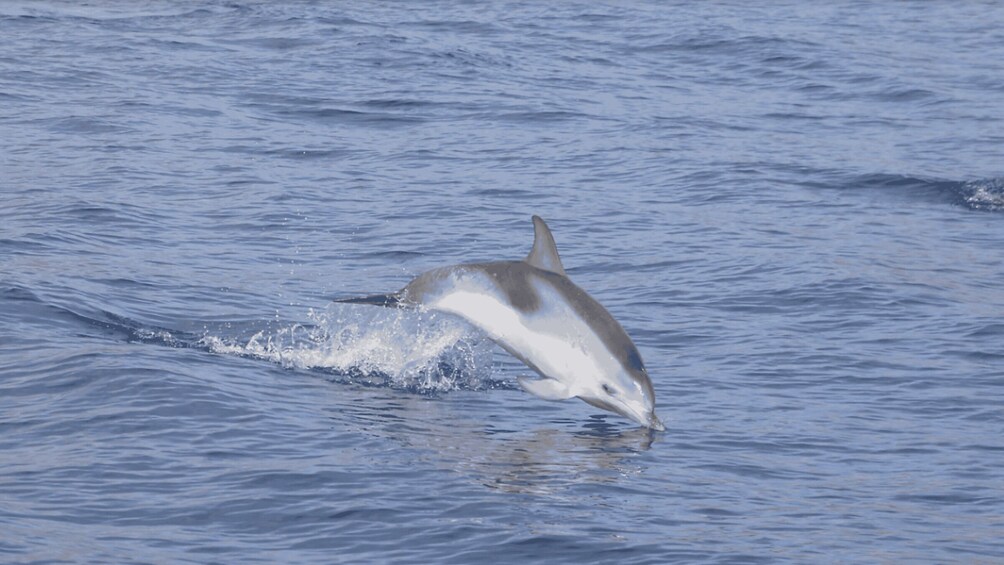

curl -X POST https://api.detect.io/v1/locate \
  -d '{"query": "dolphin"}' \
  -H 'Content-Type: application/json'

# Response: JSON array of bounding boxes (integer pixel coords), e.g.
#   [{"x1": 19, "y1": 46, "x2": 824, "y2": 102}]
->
[{"x1": 336, "y1": 216, "x2": 664, "y2": 431}]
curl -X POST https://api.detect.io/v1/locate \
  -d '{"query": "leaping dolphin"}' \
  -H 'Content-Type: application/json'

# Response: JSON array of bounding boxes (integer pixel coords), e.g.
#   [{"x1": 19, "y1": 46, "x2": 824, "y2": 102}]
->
[{"x1": 336, "y1": 216, "x2": 664, "y2": 431}]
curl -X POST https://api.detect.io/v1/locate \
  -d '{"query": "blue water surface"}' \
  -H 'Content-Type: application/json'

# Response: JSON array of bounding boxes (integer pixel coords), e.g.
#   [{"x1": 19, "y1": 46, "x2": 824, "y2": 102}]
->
[{"x1": 2, "y1": 2, "x2": 1003, "y2": 563}]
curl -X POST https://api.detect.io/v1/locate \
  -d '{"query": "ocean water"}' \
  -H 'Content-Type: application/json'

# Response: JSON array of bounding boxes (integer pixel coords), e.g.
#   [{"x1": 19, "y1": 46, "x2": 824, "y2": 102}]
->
[{"x1": 2, "y1": 1, "x2": 1003, "y2": 563}]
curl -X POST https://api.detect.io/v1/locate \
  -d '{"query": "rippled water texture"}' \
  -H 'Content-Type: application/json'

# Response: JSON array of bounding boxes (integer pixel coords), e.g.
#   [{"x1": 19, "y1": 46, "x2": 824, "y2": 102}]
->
[{"x1": 2, "y1": 2, "x2": 1003, "y2": 563}]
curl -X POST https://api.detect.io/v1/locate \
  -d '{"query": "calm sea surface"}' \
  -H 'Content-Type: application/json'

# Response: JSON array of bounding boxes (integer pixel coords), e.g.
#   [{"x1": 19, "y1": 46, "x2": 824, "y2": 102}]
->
[{"x1": 2, "y1": 2, "x2": 1003, "y2": 563}]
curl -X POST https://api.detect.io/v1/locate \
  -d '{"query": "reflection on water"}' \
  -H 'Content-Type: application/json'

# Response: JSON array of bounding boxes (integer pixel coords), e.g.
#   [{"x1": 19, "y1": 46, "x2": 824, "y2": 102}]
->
[
  {"x1": 476, "y1": 424, "x2": 656, "y2": 496},
  {"x1": 348, "y1": 393, "x2": 658, "y2": 497}
]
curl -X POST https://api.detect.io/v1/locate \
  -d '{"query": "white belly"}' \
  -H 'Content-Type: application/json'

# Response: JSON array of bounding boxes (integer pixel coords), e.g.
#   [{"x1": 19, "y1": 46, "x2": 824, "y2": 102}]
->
[{"x1": 430, "y1": 287, "x2": 614, "y2": 393}]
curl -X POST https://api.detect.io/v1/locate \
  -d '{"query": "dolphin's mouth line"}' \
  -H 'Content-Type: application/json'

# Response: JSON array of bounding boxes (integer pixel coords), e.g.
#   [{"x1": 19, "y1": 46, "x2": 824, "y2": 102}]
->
[{"x1": 581, "y1": 395, "x2": 663, "y2": 431}]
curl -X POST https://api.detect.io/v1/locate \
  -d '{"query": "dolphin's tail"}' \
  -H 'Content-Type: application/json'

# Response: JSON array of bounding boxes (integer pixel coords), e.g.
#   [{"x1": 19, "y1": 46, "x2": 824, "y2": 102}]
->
[{"x1": 333, "y1": 292, "x2": 404, "y2": 308}]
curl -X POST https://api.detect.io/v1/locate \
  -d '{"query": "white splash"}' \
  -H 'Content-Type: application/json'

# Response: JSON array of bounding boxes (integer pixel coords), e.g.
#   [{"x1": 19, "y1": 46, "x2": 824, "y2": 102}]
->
[
  {"x1": 202, "y1": 304, "x2": 495, "y2": 392},
  {"x1": 962, "y1": 178, "x2": 1004, "y2": 211}
]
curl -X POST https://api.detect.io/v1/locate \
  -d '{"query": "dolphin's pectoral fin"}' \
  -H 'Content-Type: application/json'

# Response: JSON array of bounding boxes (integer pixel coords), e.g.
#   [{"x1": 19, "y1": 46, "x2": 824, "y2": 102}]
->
[
  {"x1": 517, "y1": 376, "x2": 575, "y2": 401},
  {"x1": 526, "y1": 216, "x2": 566, "y2": 276}
]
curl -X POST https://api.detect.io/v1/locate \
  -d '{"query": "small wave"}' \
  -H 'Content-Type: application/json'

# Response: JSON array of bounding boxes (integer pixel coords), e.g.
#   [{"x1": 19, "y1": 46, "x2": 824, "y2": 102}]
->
[
  {"x1": 260, "y1": 105, "x2": 426, "y2": 127},
  {"x1": 872, "y1": 87, "x2": 937, "y2": 103},
  {"x1": 201, "y1": 304, "x2": 496, "y2": 393},
  {"x1": 635, "y1": 34, "x2": 818, "y2": 55},
  {"x1": 829, "y1": 173, "x2": 1004, "y2": 212},
  {"x1": 492, "y1": 110, "x2": 588, "y2": 123},
  {"x1": 360, "y1": 98, "x2": 440, "y2": 109},
  {"x1": 44, "y1": 116, "x2": 132, "y2": 135},
  {"x1": 240, "y1": 94, "x2": 426, "y2": 127}
]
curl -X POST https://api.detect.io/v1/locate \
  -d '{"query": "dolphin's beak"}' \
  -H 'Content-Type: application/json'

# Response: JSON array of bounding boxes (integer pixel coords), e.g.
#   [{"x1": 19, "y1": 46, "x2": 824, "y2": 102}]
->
[
  {"x1": 646, "y1": 412, "x2": 665, "y2": 432},
  {"x1": 624, "y1": 403, "x2": 665, "y2": 431}
]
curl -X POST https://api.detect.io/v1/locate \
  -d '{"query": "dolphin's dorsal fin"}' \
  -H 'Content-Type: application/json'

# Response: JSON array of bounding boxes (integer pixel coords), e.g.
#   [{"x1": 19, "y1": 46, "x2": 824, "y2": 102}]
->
[{"x1": 525, "y1": 215, "x2": 566, "y2": 276}]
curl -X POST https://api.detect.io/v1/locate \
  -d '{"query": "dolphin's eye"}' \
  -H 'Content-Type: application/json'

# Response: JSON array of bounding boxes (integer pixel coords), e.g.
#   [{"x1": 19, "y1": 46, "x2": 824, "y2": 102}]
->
[{"x1": 602, "y1": 384, "x2": 616, "y2": 395}]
